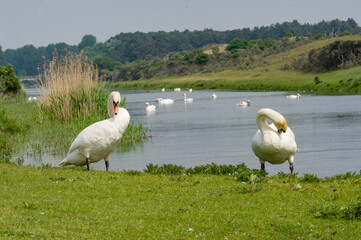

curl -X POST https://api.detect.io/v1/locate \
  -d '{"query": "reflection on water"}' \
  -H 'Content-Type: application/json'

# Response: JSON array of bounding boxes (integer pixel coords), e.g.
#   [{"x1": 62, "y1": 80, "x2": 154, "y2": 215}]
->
[{"x1": 22, "y1": 88, "x2": 361, "y2": 177}]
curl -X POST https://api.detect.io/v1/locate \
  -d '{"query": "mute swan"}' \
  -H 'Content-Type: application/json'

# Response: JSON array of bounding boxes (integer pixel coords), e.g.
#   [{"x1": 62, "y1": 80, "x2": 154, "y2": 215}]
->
[
  {"x1": 237, "y1": 100, "x2": 250, "y2": 107},
  {"x1": 182, "y1": 93, "x2": 194, "y2": 102},
  {"x1": 156, "y1": 98, "x2": 175, "y2": 104},
  {"x1": 212, "y1": 93, "x2": 217, "y2": 99},
  {"x1": 145, "y1": 102, "x2": 156, "y2": 112},
  {"x1": 161, "y1": 88, "x2": 165, "y2": 92},
  {"x1": 286, "y1": 93, "x2": 301, "y2": 99},
  {"x1": 28, "y1": 96, "x2": 37, "y2": 102},
  {"x1": 59, "y1": 91, "x2": 130, "y2": 171},
  {"x1": 174, "y1": 88, "x2": 181, "y2": 92},
  {"x1": 251, "y1": 108, "x2": 298, "y2": 174},
  {"x1": 189, "y1": 88, "x2": 193, "y2": 92}
]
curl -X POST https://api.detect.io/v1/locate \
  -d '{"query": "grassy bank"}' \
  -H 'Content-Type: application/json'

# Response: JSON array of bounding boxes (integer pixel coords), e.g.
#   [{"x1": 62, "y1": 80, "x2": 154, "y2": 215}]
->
[
  {"x1": 1, "y1": 162, "x2": 360, "y2": 239},
  {"x1": 108, "y1": 35, "x2": 361, "y2": 94}
]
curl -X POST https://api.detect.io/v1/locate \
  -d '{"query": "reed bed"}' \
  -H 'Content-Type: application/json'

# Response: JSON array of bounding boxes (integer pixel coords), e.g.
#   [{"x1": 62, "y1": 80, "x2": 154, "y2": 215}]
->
[{"x1": 38, "y1": 52, "x2": 109, "y2": 122}]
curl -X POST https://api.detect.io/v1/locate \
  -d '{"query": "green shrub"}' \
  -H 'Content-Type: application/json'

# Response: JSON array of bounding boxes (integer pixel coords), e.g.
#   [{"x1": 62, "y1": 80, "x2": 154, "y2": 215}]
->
[{"x1": 0, "y1": 66, "x2": 22, "y2": 97}]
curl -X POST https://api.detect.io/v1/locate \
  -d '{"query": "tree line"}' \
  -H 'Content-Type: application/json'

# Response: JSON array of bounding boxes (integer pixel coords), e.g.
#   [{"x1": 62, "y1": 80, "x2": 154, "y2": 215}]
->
[{"x1": 0, "y1": 18, "x2": 360, "y2": 76}]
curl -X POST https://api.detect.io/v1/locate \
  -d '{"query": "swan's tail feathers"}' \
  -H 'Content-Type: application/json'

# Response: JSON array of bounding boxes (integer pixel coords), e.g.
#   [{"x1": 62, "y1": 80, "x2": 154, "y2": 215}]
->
[{"x1": 59, "y1": 158, "x2": 68, "y2": 167}]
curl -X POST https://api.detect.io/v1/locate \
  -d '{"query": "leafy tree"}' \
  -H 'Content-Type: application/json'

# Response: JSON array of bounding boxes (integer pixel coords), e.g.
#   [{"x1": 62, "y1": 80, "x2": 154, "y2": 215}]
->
[
  {"x1": 78, "y1": 34, "x2": 97, "y2": 51},
  {"x1": 0, "y1": 66, "x2": 21, "y2": 97},
  {"x1": 93, "y1": 57, "x2": 121, "y2": 71},
  {"x1": 183, "y1": 49, "x2": 209, "y2": 64},
  {"x1": 226, "y1": 38, "x2": 248, "y2": 51}
]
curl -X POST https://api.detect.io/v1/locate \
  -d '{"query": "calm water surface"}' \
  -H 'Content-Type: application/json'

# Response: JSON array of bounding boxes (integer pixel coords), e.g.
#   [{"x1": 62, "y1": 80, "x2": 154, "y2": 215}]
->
[{"x1": 24, "y1": 89, "x2": 361, "y2": 177}]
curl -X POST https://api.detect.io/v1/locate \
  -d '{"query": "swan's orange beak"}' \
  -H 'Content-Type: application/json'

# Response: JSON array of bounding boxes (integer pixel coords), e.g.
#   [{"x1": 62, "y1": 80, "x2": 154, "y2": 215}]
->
[{"x1": 113, "y1": 103, "x2": 119, "y2": 115}]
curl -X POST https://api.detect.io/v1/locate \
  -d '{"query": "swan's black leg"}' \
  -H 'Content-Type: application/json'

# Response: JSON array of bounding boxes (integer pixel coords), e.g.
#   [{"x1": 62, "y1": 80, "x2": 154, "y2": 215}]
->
[
  {"x1": 289, "y1": 163, "x2": 294, "y2": 175},
  {"x1": 86, "y1": 158, "x2": 90, "y2": 171},
  {"x1": 261, "y1": 163, "x2": 265, "y2": 172},
  {"x1": 105, "y1": 160, "x2": 109, "y2": 171}
]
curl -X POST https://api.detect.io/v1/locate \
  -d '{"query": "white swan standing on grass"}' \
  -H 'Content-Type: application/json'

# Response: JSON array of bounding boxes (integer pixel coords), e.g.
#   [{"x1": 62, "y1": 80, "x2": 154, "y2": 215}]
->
[
  {"x1": 182, "y1": 93, "x2": 194, "y2": 102},
  {"x1": 145, "y1": 102, "x2": 156, "y2": 112},
  {"x1": 236, "y1": 100, "x2": 250, "y2": 107},
  {"x1": 156, "y1": 98, "x2": 175, "y2": 104},
  {"x1": 211, "y1": 93, "x2": 217, "y2": 99},
  {"x1": 251, "y1": 108, "x2": 298, "y2": 174},
  {"x1": 59, "y1": 91, "x2": 130, "y2": 171},
  {"x1": 286, "y1": 93, "x2": 301, "y2": 99}
]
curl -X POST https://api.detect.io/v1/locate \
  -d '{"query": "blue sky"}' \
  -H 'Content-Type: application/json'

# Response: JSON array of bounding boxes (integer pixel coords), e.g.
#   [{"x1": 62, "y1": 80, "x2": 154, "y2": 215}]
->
[{"x1": 1, "y1": 0, "x2": 360, "y2": 49}]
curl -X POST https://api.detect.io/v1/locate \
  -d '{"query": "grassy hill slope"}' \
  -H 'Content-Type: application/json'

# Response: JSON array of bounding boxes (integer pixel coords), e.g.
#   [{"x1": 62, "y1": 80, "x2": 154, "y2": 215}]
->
[{"x1": 110, "y1": 35, "x2": 361, "y2": 94}]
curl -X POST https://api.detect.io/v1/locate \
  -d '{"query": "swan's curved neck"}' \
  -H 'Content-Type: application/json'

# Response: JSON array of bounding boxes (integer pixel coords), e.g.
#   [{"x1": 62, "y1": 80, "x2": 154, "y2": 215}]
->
[{"x1": 256, "y1": 108, "x2": 285, "y2": 133}]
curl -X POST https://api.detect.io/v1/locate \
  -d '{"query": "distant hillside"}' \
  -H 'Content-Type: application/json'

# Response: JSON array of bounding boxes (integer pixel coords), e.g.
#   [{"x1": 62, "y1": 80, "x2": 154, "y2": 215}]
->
[
  {"x1": 1, "y1": 18, "x2": 360, "y2": 76},
  {"x1": 109, "y1": 35, "x2": 361, "y2": 95},
  {"x1": 86, "y1": 18, "x2": 360, "y2": 62}
]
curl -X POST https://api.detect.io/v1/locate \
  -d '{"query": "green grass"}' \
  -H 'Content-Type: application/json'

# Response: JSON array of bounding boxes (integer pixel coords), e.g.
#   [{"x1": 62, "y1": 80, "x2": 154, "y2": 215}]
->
[
  {"x1": 1, "y1": 162, "x2": 360, "y2": 239},
  {"x1": 108, "y1": 35, "x2": 361, "y2": 94}
]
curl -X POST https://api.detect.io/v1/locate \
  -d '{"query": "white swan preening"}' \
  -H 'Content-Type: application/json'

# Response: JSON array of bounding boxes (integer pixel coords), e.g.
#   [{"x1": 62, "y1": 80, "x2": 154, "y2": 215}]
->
[
  {"x1": 145, "y1": 102, "x2": 156, "y2": 112},
  {"x1": 182, "y1": 93, "x2": 194, "y2": 102},
  {"x1": 59, "y1": 91, "x2": 130, "y2": 171},
  {"x1": 286, "y1": 93, "x2": 301, "y2": 99},
  {"x1": 251, "y1": 108, "x2": 298, "y2": 174},
  {"x1": 155, "y1": 98, "x2": 175, "y2": 104},
  {"x1": 236, "y1": 100, "x2": 250, "y2": 107},
  {"x1": 211, "y1": 93, "x2": 217, "y2": 99}
]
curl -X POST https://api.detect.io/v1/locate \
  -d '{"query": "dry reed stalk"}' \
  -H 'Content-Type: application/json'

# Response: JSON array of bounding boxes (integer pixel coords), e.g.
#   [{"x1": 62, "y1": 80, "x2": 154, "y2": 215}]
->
[{"x1": 38, "y1": 52, "x2": 101, "y2": 122}]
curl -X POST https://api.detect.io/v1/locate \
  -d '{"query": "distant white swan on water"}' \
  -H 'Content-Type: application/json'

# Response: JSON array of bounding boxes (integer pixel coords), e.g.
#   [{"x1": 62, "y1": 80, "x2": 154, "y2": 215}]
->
[
  {"x1": 236, "y1": 100, "x2": 250, "y2": 107},
  {"x1": 156, "y1": 98, "x2": 175, "y2": 104},
  {"x1": 286, "y1": 93, "x2": 301, "y2": 99},
  {"x1": 145, "y1": 102, "x2": 156, "y2": 112},
  {"x1": 182, "y1": 93, "x2": 194, "y2": 102}
]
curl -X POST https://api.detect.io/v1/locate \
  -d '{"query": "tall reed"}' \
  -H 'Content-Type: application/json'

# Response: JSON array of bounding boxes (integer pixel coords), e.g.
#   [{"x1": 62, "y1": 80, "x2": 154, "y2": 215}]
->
[{"x1": 38, "y1": 52, "x2": 109, "y2": 122}]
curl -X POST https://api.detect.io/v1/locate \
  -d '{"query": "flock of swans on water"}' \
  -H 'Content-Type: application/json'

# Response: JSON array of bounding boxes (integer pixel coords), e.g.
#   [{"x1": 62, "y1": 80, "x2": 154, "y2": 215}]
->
[{"x1": 57, "y1": 90, "x2": 301, "y2": 174}]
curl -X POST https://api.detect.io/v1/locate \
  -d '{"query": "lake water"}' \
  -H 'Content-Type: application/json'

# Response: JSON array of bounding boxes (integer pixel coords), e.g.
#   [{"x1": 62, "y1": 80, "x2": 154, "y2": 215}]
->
[{"x1": 24, "y1": 89, "x2": 361, "y2": 177}]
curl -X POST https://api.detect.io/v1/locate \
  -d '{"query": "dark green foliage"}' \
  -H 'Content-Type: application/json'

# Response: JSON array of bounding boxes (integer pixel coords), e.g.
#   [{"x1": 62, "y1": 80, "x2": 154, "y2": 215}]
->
[
  {"x1": 4, "y1": 43, "x2": 77, "y2": 75},
  {"x1": 301, "y1": 173, "x2": 320, "y2": 182},
  {"x1": 93, "y1": 57, "x2": 121, "y2": 71},
  {"x1": 144, "y1": 162, "x2": 268, "y2": 183},
  {"x1": 226, "y1": 38, "x2": 248, "y2": 51},
  {"x1": 291, "y1": 40, "x2": 361, "y2": 72},
  {"x1": 324, "y1": 171, "x2": 361, "y2": 181},
  {"x1": 0, "y1": 66, "x2": 22, "y2": 97},
  {"x1": 314, "y1": 76, "x2": 322, "y2": 85},
  {"x1": 183, "y1": 49, "x2": 209, "y2": 64},
  {"x1": 78, "y1": 34, "x2": 97, "y2": 51}
]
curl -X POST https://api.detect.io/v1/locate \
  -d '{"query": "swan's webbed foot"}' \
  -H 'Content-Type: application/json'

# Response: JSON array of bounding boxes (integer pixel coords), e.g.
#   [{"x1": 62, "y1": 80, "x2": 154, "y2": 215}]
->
[
  {"x1": 105, "y1": 160, "x2": 109, "y2": 171},
  {"x1": 289, "y1": 163, "x2": 294, "y2": 175},
  {"x1": 261, "y1": 163, "x2": 265, "y2": 172},
  {"x1": 86, "y1": 158, "x2": 90, "y2": 171}
]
